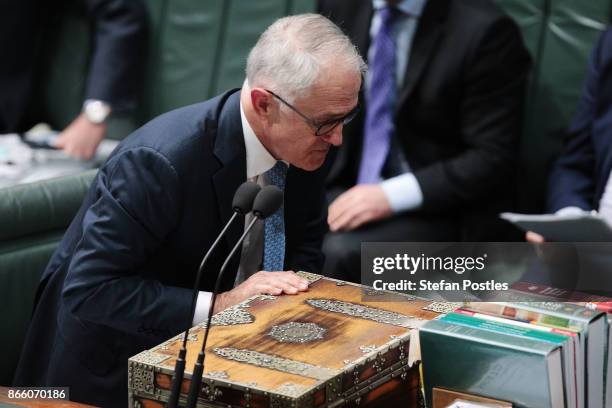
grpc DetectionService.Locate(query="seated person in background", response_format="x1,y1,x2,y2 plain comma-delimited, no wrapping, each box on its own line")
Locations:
12,14,364,407
0,0,147,160
318,0,531,282
528,28,612,243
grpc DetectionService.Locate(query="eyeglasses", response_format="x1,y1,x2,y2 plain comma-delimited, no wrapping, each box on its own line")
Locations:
265,89,359,136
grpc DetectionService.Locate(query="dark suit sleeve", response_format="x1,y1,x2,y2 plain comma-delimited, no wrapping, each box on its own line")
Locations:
61,148,192,338
82,0,147,112
415,17,530,211
546,33,605,212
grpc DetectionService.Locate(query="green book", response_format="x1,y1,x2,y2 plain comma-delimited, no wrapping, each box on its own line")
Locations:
443,312,569,343
509,302,606,408
464,301,606,408
421,319,565,408
442,311,576,408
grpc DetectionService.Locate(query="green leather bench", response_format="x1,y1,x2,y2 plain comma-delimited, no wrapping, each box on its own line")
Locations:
0,170,96,384
494,0,610,212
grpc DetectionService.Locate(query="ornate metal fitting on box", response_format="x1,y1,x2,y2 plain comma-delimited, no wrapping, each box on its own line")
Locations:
213,347,339,380
306,298,424,328
295,271,322,284
201,382,222,401
325,376,343,403
270,394,292,408
207,370,229,380
399,342,407,361
128,362,155,395
359,344,378,354
275,382,309,398
422,301,462,314
362,287,417,299
130,350,170,367
244,387,252,407
259,294,278,301
268,322,326,344
210,302,255,326
373,353,386,373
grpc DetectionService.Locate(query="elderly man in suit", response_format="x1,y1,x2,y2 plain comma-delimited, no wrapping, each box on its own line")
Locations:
319,0,531,282
13,14,365,407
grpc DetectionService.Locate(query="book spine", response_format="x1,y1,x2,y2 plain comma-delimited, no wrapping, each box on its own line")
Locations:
452,309,575,339
464,302,585,332
422,318,558,353
511,301,600,322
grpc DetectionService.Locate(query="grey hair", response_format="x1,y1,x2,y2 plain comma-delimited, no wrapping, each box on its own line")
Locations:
246,13,366,101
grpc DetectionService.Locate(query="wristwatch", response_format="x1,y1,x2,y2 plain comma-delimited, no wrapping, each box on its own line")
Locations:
83,99,112,124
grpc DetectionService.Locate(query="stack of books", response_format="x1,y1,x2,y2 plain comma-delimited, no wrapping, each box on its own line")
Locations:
420,301,609,408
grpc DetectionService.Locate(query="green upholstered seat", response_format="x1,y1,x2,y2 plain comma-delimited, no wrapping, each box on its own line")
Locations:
0,170,96,384
495,0,610,212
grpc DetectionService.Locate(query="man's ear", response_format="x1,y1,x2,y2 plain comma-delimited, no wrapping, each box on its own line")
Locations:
250,88,273,118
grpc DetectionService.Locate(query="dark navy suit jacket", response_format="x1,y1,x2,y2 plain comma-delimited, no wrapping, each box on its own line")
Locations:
548,28,612,212
13,90,328,407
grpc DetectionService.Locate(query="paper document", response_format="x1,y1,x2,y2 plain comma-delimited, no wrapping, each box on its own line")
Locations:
500,212,612,241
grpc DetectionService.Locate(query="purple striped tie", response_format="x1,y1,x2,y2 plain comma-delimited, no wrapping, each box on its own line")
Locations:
357,5,399,184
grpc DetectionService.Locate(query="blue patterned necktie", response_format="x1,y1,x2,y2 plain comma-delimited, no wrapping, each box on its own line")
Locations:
357,5,400,184
263,161,288,271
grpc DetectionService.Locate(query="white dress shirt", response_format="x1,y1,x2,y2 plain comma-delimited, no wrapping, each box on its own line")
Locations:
192,100,277,325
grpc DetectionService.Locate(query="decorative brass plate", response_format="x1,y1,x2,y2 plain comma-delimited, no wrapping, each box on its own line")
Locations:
268,322,326,344
306,298,425,328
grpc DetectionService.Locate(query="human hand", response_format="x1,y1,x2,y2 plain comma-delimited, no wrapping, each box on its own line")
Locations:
328,184,393,232
54,113,106,160
213,271,309,313
526,231,545,243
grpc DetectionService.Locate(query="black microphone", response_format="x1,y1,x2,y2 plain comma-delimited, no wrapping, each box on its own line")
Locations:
166,181,260,408
185,185,283,408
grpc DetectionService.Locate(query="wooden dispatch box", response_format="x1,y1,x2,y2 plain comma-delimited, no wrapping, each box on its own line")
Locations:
128,272,457,408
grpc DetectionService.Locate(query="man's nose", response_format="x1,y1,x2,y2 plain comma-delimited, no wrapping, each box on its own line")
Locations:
322,124,343,146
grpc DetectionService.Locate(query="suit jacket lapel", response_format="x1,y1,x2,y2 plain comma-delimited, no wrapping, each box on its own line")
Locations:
212,90,246,255
397,0,449,110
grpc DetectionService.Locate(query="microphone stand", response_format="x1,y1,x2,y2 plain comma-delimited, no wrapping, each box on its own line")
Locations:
184,216,260,408
166,213,239,408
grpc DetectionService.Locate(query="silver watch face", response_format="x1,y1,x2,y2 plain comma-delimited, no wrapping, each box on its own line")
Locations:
84,100,111,124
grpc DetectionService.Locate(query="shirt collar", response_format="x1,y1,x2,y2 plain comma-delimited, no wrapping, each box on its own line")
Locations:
240,100,278,179
372,0,427,17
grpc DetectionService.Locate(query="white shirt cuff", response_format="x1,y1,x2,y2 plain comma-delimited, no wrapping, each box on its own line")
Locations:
192,291,212,326
555,206,588,216
380,173,424,213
